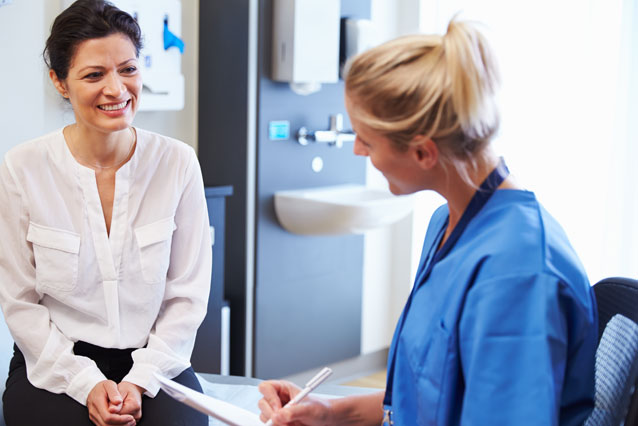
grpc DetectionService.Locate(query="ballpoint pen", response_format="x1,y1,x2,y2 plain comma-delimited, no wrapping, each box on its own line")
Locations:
264,367,333,426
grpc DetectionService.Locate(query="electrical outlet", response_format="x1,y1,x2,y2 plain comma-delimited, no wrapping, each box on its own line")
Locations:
0,0,14,7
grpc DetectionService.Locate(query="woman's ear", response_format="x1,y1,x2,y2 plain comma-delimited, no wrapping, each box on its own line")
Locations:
411,135,438,170
49,69,69,98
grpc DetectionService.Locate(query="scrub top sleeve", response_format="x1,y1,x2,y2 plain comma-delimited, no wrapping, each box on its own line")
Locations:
458,273,567,426
0,161,106,405
123,148,212,396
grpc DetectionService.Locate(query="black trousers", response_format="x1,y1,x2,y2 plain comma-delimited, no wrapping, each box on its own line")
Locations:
3,342,208,426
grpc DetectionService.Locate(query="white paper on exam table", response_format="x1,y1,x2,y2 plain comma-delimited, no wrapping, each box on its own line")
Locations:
196,375,263,426
155,373,264,426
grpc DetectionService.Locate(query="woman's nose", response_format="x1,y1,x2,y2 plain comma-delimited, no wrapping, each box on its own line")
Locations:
103,73,126,97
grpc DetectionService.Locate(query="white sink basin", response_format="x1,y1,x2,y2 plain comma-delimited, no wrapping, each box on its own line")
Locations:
274,184,414,235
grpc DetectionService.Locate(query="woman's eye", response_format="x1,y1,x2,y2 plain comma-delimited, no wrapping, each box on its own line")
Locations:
83,72,102,79
122,66,137,74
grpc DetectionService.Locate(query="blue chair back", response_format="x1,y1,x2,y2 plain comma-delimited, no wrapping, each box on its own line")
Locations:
585,314,638,426
590,277,638,425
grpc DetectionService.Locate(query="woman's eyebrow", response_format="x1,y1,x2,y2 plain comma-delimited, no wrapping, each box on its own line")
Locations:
76,58,136,73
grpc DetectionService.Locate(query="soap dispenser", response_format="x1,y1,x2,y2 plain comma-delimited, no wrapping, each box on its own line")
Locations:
271,0,341,85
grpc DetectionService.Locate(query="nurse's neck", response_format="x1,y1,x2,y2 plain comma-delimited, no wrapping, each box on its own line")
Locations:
436,152,519,248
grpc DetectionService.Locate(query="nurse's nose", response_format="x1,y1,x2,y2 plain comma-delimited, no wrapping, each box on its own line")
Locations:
103,72,126,97
353,137,368,157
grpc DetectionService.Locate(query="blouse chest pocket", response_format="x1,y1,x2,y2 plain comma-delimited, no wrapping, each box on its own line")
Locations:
26,222,81,292
135,217,176,284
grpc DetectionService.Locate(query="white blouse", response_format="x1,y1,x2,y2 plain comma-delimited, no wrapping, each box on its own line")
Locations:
0,128,212,405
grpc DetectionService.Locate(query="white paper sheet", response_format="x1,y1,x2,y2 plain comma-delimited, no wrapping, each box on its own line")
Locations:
197,375,264,426
155,373,264,426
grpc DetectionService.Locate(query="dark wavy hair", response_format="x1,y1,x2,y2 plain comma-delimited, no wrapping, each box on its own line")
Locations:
44,0,143,80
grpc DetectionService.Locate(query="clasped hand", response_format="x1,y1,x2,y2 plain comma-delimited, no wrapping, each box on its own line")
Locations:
87,380,145,426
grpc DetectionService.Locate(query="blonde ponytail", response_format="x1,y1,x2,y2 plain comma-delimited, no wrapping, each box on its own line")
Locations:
344,19,501,175
442,20,500,145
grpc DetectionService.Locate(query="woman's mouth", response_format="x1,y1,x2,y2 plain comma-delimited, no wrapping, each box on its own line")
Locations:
98,100,130,111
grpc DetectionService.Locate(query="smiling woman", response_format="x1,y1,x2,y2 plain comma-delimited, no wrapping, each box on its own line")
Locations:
51,33,142,174
55,34,140,124
0,1,210,426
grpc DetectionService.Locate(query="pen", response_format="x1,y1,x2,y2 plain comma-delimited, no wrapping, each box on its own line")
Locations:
265,367,333,426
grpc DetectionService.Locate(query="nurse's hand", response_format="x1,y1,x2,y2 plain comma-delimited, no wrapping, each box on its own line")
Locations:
258,380,333,426
87,380,137,426
260,382,384,426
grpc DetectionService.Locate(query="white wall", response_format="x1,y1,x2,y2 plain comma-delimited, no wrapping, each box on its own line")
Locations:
0,0,199,161
0,1,49,159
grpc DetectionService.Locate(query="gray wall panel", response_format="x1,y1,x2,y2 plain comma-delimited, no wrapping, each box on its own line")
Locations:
199,0,250,375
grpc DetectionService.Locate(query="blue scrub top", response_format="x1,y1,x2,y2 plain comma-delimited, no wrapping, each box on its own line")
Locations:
387,189,597,425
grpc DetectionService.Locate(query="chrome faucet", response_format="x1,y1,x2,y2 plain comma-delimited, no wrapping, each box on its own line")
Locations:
297,114,356,148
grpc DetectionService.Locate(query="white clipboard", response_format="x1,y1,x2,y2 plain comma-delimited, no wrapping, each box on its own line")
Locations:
154,373,264,426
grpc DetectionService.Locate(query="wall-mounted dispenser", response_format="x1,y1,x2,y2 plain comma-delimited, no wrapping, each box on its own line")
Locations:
343,18,377,66
271,0,341,95
63,0,186,111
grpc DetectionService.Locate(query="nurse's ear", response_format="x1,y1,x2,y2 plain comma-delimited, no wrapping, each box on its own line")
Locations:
410,135,438,170
49,70,69,99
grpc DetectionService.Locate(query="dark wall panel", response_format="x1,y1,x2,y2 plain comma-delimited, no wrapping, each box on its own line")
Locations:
198,0,250,375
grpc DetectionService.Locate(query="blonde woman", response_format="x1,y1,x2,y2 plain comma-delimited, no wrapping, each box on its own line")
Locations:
258,20,597,426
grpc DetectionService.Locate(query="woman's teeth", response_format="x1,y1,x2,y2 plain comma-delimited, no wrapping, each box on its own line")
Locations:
98,100,128,111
